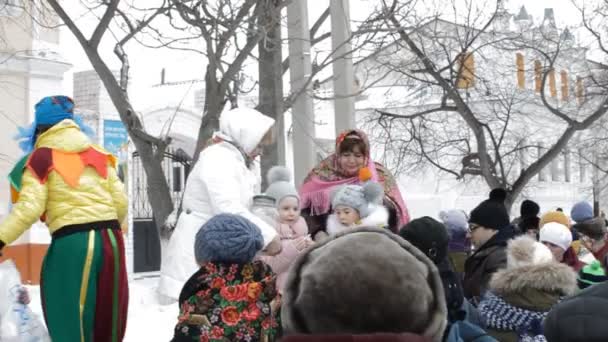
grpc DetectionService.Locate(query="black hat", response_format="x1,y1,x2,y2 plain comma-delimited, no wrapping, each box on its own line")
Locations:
489,188,507,203
520,199,540,218
399,217,449,265
469,189,510,231
518,216,540,234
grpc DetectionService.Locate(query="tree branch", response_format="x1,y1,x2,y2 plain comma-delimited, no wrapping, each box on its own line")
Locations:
46,0,89,47
90,0,120,49
375,106,457,119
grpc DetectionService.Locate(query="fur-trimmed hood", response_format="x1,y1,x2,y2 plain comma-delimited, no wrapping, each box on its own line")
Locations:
490,261,578,298
490,235,577,297
326,204,389,235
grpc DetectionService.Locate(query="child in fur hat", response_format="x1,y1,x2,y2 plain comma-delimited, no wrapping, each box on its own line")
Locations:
325,174,387,236
478,235,577,342
171,214,280,342
258,166,313,294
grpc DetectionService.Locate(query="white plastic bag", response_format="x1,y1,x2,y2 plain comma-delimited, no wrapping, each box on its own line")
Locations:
0,260,50,342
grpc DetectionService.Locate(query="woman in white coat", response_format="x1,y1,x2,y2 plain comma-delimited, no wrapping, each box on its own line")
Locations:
158,107,281,301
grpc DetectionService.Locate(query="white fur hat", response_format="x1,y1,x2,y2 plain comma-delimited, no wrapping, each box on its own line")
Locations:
507,235,554,269
539,222,573,252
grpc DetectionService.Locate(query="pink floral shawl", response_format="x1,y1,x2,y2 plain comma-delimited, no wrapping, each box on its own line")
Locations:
299,129,410,226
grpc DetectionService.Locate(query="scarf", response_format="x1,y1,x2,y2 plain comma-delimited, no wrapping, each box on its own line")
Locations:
299,129,410,226
209,132,256,169
479,292,548,341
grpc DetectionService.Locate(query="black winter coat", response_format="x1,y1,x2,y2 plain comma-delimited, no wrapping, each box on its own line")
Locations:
544,280,608,342
463,228,515,304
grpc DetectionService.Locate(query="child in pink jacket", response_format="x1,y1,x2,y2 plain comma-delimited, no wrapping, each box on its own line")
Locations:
258,166,313,294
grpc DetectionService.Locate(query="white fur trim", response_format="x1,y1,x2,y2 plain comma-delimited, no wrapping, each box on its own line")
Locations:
326,205,389,236
359,204,390,228
507,235,554,269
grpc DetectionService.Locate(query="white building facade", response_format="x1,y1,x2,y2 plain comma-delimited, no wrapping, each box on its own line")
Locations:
350,5,600,218
0,1,71,283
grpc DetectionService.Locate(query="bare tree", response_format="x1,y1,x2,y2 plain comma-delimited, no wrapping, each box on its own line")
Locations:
43,0,398,240
45,0,176,237
168,0,294,160
359,0,608,210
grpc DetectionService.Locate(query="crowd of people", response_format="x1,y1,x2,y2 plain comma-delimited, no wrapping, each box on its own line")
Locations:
1,98,607,341
163,107,608,341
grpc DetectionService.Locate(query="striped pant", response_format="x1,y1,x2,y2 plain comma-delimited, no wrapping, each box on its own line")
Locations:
41,224,129,342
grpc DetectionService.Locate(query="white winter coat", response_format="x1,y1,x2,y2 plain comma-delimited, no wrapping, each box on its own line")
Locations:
326,204,390,236
158,108,277,301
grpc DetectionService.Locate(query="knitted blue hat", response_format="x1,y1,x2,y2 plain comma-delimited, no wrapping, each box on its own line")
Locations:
194,214,264,264
571,201,593,224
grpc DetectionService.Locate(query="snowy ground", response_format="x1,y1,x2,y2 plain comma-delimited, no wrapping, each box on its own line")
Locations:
27,275,178,341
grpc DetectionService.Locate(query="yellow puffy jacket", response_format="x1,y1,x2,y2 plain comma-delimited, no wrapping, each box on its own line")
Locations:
0,120,127,245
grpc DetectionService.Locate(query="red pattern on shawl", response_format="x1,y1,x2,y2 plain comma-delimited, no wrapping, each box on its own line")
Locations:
299,129,410,226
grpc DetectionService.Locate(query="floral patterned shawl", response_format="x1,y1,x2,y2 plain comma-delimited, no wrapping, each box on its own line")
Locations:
173,261,280,342
299,129,410,226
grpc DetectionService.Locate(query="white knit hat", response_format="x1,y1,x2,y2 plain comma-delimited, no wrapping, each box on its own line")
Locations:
539,222,573,251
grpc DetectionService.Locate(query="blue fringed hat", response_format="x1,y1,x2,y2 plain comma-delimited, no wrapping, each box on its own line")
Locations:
35,95,75,125
15,95,94,154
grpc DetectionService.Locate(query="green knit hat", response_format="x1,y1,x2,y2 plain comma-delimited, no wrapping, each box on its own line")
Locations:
577,260,608,289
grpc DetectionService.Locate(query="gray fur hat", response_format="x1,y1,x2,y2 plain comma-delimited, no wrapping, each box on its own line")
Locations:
265,166,299,206
331,182,383,218
281,228,447,342
574,217,607,241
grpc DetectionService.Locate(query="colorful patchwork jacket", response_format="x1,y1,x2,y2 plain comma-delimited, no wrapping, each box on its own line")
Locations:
0,119,127,246
172,261,280,342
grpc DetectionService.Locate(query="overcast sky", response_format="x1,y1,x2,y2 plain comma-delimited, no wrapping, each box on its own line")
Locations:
58,0,589,101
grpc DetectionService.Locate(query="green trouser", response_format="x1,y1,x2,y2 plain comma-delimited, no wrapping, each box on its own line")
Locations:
41,226,128,342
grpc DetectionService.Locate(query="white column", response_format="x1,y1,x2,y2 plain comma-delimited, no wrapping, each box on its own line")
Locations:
331,0,356,135
287,0,316,186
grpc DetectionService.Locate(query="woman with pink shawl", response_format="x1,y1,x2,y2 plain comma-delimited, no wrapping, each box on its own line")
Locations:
300,129,410,239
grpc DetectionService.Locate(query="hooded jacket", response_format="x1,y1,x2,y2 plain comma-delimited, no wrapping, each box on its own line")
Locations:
478,237,577,342
0,119,126,246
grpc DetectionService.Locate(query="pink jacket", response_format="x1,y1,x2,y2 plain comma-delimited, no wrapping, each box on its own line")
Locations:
259,217,309,293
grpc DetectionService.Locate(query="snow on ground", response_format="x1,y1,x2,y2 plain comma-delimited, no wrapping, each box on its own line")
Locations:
27,276,178,341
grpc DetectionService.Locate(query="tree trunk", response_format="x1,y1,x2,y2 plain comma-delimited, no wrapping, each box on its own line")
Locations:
258,1,285,189
194,68,225,161
83,48,174,237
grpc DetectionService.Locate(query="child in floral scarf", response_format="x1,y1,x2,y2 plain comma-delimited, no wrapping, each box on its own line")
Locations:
171,214,280,342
